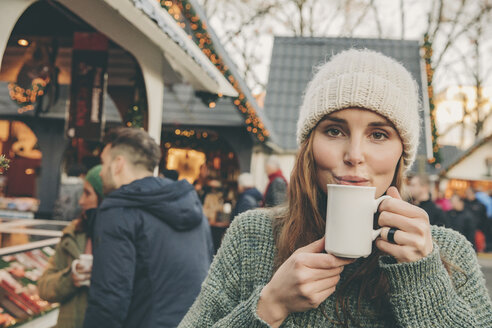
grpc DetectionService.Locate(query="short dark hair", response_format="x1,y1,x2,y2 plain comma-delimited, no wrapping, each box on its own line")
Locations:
67,163,87,177
103,127,161,172
162,169,179,181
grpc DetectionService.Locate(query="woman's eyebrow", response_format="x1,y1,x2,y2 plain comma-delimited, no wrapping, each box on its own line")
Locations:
368,122,394,128
323,117,347,124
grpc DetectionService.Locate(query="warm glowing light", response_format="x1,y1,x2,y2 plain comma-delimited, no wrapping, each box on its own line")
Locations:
18,39,29,47
25,168,34,175
166,148,206,183
208,102,216,108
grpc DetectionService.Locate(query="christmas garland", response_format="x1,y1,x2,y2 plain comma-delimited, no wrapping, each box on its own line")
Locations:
422,33,441,165
160,0,269,142
8,78,49,114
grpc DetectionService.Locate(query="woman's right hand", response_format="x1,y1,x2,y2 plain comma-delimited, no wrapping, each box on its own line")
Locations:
71,260,92,287
257,237,354,327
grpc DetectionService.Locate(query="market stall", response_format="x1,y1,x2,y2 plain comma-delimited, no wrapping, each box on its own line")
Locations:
0,217,68,327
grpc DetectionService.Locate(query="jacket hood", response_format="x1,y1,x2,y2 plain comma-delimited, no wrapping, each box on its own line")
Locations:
244,187,263,201
99,177,204,231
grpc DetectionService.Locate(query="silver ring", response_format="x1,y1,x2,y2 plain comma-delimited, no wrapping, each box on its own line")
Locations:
387,227,398,244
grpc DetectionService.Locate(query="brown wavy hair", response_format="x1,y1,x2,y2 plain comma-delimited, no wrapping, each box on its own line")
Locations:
272,131,444,326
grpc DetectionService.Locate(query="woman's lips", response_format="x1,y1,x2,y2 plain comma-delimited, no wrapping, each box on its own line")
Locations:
334,175,370,186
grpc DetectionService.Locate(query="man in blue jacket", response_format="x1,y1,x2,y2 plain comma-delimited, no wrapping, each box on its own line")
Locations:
83,127,213,328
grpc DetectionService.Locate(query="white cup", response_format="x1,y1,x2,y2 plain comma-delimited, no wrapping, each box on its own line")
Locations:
72,254,93,286
324,184,390,258
79,254,93,270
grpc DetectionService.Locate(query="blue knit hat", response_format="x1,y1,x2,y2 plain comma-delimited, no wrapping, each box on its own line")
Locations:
85,165,103,199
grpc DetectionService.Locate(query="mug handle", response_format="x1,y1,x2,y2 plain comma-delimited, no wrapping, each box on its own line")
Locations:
371,195,392,241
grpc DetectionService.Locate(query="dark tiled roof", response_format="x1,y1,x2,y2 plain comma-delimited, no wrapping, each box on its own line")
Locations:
162,84,243,126
264,37,429,162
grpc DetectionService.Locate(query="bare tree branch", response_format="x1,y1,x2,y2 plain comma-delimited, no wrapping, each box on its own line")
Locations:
348,0,374,37
400,0,405,39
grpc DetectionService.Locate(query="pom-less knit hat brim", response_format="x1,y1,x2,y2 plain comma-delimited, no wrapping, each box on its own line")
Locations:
296,49,421,172
85,165,103,199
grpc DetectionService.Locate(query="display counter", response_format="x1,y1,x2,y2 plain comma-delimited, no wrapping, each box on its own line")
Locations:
0,217,68,327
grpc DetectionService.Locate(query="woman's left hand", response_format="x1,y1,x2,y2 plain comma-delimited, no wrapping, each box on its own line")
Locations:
375,186,433,263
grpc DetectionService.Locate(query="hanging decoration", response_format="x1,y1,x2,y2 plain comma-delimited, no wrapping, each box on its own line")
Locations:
8,42,52,113
66,32,108,141
160,0,269,142
422,33,441,165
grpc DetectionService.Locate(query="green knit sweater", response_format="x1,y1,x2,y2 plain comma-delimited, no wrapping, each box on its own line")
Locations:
179,209,492,327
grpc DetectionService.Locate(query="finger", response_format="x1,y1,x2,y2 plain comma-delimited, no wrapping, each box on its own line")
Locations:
298,266,343,283
300,253,355,269
379,197,428,220
381,227,430,250
378,211,422,233
302,275,341,296
375,238,416,258
312,286,336,306
295,237,326,254
386,186,402,200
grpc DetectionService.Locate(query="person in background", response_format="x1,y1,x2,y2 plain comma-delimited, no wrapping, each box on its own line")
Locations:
475,188,492,251
38,165,103,328
83,127,213,328
179,49,492,327
464,187,488,251
231,172,262,220
407,174,447,226
435,189,452,211
448,194,477,248
52,163,87,221
263,155,288,207
193,163,210,203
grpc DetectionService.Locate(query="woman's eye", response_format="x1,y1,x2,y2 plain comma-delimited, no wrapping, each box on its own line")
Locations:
372,131,388,140
326,128,342,136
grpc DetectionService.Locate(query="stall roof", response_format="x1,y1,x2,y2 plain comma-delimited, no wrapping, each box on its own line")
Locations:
160,0,277,145
443,134,492,181
57,0,237,97
263,37,430,160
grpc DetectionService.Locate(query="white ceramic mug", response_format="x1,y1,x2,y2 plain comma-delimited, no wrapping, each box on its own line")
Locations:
324,184,391,258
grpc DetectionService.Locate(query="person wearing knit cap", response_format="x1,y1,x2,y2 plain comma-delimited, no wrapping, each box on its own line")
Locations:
179,49,492,327
38,164,104,328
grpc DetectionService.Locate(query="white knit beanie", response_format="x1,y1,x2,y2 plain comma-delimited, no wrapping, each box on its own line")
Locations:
296,49,420,171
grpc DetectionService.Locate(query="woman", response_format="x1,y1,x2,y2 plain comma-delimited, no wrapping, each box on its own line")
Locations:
38,165,103,328
178,49,492,327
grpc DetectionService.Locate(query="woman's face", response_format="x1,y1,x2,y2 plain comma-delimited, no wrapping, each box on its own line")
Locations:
312,108,403,198
79,181,99,212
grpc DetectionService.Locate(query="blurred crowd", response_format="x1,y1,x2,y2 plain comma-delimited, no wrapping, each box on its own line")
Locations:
406,174,492,252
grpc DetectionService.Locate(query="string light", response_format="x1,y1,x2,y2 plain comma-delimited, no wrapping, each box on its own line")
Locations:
17,39,29,47
160,1,271,143
8,77,48,113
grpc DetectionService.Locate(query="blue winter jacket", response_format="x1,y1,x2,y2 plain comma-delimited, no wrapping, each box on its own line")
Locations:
83,177,213,328
231,187,263,219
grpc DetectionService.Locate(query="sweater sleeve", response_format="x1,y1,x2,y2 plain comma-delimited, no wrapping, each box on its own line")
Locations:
178,218,270,327
379,229,492,327
38,241,78,303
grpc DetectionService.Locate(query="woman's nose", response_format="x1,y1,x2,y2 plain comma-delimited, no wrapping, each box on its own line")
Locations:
343,138,364,166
